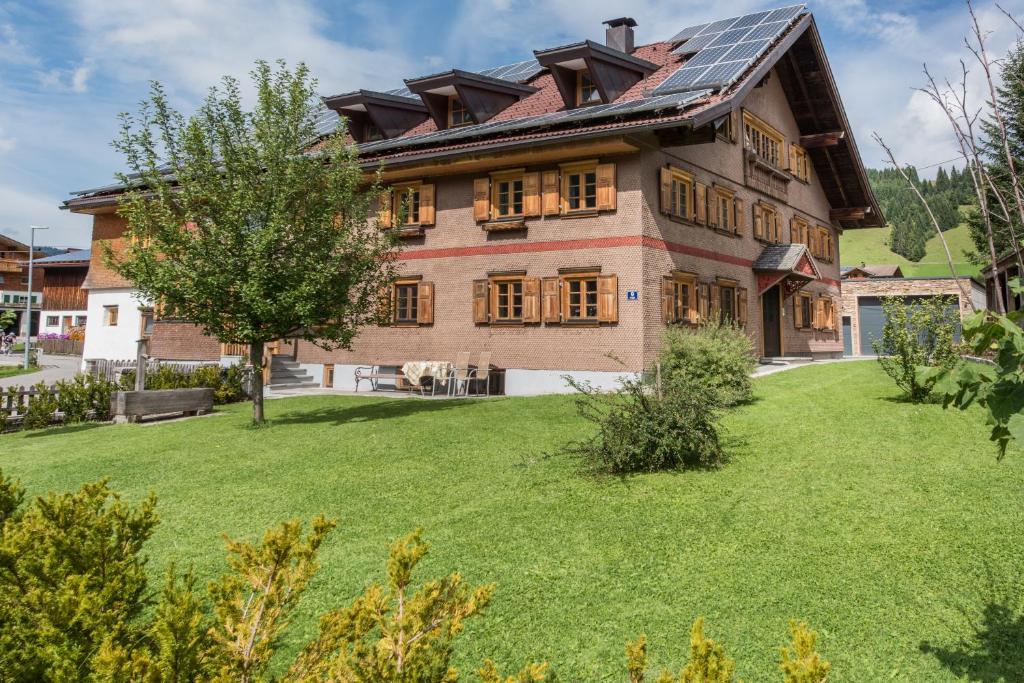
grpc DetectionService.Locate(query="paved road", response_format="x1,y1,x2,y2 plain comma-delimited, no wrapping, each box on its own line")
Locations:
0,354,82,389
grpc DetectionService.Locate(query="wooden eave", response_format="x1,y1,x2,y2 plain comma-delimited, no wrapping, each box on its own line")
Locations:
534,40,658,107
323,90,429,142
405,70,538,129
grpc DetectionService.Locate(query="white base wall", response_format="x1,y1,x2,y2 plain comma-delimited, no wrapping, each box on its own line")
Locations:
39,309,88,335
503,369,632,395
81,288,152,361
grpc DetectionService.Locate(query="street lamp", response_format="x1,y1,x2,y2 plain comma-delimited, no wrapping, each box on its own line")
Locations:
23,225,48,369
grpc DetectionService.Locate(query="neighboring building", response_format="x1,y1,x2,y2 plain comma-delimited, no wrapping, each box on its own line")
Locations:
34,249,90,336
839,266,985,356
982,248,1023,314
0,234,44,336
63,6,884,393
841,263,903,279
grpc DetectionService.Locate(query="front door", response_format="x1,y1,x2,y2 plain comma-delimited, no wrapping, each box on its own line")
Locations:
761,285,782,357
62,316,72,332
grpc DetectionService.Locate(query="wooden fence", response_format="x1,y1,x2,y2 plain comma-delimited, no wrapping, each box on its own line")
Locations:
38,338,84,356
84,358,219,383
0,383,93,430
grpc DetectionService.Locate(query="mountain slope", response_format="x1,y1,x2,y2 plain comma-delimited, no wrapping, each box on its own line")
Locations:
839,223,981,278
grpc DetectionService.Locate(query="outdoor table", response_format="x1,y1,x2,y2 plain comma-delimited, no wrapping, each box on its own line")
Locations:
401,360,453,390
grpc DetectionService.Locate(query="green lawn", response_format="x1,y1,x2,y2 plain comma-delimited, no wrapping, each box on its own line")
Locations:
840,223,982,278
0,364,37,379
1,362,1022,680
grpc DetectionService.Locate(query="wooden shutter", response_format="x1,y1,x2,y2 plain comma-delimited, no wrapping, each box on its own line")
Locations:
698,283,710,321
377,285,393,325
827,297,837,330
733,198,745,236
377,190,393,228
596,163,616,211
695,182,707,225
523,173,541,217
708,189,720,228
417,282,434,324
687,282,699,323
659,167,673,215
789,144,799,176
753,204,764,239
522,277,541,323
710,283,721,320
542,277,561,322
419,184,435,225
737,287,748,327
473,177,490,221
597,274,618,323
662,277,675,323
813,298,824,330
794,296,804,329
472,280,489,323
790,217,800,244
542,170,560,216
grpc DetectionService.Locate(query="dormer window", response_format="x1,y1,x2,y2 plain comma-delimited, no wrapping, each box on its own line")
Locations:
448,96,473,128
323,90,429,143
364,122,385,142
577,71,600,106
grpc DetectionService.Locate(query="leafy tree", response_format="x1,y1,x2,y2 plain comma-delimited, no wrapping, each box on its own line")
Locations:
108,60,397,423
922,279,1024,458
0,309,15,332
872,296,961,402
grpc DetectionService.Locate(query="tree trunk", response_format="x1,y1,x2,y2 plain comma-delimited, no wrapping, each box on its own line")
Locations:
250,340,265,424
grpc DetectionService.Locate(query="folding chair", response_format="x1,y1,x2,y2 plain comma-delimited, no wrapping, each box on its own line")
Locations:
448,352,472,397
468,351,492,397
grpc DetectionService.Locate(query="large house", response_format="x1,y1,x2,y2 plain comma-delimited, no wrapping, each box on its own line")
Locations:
0,234,44,336
62,5,882,394
34,249,90,336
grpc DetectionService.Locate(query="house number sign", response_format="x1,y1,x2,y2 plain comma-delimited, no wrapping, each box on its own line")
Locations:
626,290,639,301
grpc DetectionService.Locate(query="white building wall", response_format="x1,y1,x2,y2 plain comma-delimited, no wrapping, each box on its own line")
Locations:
82,288,152,361
39,309,88,335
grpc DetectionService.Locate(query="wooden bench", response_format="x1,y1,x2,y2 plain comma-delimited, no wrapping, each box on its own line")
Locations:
354,366,406,392
111,388,214,424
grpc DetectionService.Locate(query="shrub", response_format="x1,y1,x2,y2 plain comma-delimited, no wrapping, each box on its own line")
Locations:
872,295,961,402
660,321,757,406
20,382,58,430
779,620,830,683
120,362,247,405
564,371,724,474
54,375,118,423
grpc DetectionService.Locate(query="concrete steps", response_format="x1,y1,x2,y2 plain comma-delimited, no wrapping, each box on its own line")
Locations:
268,357,319,388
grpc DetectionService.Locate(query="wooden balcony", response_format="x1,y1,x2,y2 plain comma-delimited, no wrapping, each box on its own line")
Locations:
743,149,790,202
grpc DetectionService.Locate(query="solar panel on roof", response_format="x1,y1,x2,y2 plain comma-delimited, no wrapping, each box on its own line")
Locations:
480,58,542,83
722,39,772,62
669,23,709,43
707,27,755,48
685,45,733,68
729,10,771,29
672,31,722,55
658,4,806,95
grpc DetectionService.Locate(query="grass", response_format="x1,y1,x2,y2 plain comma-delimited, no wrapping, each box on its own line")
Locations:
0,363,38,379
2,362,1023,680
840,223,982,278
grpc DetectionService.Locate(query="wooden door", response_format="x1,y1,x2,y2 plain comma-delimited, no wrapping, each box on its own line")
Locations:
761,285,782,357
62,316,72,332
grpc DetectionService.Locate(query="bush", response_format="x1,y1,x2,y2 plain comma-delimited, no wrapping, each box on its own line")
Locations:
54,375,118,423
660,321,758,406
872,296,961,402
564,371,724,474
119,362,247,404
20,382,58,430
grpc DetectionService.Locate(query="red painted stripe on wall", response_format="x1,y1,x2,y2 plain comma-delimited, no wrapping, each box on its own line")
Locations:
398,234,840,285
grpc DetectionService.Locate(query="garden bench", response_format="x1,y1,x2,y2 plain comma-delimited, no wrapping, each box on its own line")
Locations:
353,365,406,392
111,388,214,424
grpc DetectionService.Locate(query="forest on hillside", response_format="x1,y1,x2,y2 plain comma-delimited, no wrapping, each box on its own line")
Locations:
865,165,976,261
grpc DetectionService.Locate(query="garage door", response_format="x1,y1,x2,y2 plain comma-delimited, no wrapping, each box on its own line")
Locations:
857,296,961,356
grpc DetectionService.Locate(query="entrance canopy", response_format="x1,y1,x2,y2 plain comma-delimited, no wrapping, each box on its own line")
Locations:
753,243,821,297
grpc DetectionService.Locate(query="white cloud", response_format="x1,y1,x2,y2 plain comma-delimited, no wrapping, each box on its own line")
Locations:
67,0,417,101
70,62,91,93
0,22,37,65
38,60,93,93
0,183,92,248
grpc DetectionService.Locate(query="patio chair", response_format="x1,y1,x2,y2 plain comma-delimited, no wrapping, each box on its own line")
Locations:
447,352,472,397
467,351,493,397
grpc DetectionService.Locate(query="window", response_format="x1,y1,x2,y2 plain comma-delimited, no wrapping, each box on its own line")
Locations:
663,272,698,324
103,305,119,326
364,122,384,142
394,184,421,226
492,278,524,321
815,226,834,262
670,171,692,220
716,111,735,142
492,172,525,219
139,308,155,337
386,279,433,326
790,144,810,182
394,283,419,323
790,216,810,246
795,292,814,330
0,275,5,284
75,315,87,326
564,275,599,320
743,111,785,168
45,315,58,326
20,277,28,285
577,70,600,105
819,297,836,331
711,187,735,232
719,283,736,323
448,96,472,128
562,162,598,213
753,202,781,243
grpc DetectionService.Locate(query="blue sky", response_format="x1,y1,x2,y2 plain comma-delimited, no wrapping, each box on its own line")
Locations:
1,0,1022,248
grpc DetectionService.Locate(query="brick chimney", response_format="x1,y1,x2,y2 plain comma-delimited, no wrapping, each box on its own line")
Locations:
604,17,637,55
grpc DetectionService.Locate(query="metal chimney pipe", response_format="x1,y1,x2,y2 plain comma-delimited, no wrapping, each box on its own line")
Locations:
604,17,637,54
